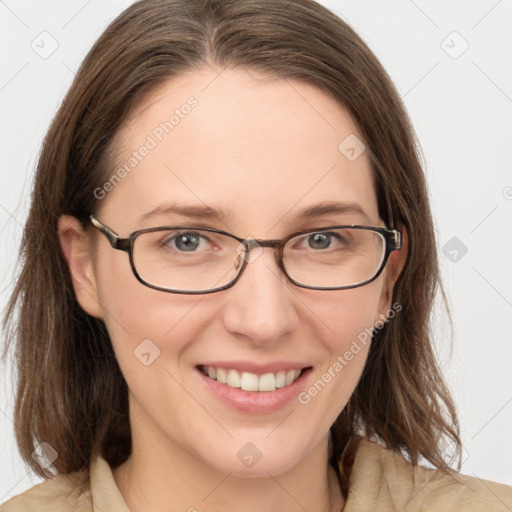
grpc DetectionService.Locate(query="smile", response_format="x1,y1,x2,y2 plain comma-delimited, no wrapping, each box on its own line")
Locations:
198,365,307,392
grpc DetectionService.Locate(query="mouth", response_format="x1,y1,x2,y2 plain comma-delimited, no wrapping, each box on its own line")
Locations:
196,364,313,392
195,363,314,414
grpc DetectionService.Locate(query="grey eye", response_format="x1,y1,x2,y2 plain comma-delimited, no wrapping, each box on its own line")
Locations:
308,233,332,249
173,233,202,251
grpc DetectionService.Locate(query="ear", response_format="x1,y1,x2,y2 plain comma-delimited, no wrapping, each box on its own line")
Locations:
377,223,408,315
58,215,103,319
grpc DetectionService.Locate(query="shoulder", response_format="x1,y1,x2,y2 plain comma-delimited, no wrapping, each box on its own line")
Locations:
344,437,512,511
0,456,129,512
0,470,91,512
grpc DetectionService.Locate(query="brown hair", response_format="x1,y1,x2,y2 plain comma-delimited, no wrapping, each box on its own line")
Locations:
2,0,460,497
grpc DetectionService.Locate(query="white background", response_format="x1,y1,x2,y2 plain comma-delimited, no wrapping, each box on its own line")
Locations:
1,0,511,503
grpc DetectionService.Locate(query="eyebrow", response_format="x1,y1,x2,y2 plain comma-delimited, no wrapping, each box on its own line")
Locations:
138,201,371,225
139,201,371,229
139,204,232,224
295,202,371,223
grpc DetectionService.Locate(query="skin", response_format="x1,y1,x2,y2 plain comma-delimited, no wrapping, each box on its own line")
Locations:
59,67,407,512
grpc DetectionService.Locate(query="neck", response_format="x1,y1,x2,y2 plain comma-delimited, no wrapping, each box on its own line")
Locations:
113,418,344,512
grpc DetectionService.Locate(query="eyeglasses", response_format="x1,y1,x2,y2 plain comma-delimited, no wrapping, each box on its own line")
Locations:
89,215,402,294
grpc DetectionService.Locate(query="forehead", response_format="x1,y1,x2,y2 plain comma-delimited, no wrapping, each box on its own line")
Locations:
101,67,379,234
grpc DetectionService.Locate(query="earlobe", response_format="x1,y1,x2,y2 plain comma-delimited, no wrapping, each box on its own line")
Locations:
58,215,103,319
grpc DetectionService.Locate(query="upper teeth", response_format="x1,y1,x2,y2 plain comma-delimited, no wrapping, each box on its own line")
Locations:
201,366,302,392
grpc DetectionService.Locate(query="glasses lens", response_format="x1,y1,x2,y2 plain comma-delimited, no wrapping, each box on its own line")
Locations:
131,226,386,292
283,227,385,288
132,229,242,292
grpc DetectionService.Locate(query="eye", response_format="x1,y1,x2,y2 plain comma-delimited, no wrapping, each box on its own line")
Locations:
302,231,344,250
307,232,334,250
165,232,208,252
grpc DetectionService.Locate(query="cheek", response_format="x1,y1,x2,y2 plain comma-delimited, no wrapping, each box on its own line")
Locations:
307,278,385,348
297,282,384,412
93,256,209,371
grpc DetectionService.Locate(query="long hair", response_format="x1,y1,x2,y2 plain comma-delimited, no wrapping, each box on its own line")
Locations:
2,0,460,497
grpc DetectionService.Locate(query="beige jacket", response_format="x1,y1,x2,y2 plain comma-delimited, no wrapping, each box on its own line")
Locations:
2,438,511,511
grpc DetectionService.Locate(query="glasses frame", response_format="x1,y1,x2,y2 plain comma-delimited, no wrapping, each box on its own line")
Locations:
89,215,402,294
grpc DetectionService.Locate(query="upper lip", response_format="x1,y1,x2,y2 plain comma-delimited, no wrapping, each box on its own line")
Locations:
197,361,313,375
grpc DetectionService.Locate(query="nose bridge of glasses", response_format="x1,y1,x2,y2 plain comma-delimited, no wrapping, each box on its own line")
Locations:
236,238,285,272
246,238,282,250
243,238,284,264
230,237,287,291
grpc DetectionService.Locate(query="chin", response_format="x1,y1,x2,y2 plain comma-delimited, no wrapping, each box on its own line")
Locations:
197,436,308,478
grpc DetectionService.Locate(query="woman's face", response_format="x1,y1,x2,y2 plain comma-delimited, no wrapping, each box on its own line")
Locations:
71,67,400,477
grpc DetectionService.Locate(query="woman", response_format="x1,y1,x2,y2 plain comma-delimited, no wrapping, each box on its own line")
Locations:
2,0,511,510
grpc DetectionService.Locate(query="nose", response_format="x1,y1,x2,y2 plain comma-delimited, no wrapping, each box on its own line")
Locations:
221,247,300,346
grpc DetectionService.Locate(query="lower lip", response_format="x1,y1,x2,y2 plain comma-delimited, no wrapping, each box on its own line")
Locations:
196,367,313,414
